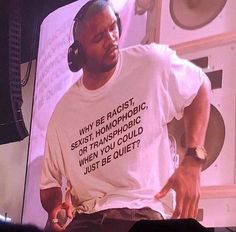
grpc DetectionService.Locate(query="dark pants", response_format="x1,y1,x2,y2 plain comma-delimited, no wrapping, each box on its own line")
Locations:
65,207,163,232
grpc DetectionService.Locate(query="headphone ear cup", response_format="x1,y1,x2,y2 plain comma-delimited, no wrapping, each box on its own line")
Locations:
115,12,122,37
68,41,85,72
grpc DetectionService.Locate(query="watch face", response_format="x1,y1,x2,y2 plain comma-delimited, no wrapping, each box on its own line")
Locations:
185,147,208,162
196,147,207,160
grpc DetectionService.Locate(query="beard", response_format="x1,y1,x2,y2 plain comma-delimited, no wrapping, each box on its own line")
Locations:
84,44,119,73
85,53,118,73
100,59,118,72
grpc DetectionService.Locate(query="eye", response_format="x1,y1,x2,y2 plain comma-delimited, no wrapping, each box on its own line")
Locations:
91,21,118,43
92,33,103,43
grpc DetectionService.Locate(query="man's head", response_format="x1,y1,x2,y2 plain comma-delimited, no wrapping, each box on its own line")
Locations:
68,0,122,73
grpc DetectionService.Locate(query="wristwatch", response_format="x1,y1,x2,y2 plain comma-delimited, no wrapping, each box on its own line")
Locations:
185,147,208,163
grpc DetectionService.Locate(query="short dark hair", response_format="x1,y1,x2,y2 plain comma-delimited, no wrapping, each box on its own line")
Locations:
73,0,114,40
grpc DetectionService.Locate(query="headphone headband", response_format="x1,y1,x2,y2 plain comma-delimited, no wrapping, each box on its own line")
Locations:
74,0,109,21
73,0,111,40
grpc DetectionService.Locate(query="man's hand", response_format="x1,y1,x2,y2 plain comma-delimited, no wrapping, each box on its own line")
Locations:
155,156,202,219
41,186,73,231
48,202,73,232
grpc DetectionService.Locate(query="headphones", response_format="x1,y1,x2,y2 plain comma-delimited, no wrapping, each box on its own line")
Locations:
67,0,122,72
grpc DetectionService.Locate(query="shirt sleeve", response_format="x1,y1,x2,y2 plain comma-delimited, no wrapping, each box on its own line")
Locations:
164,46,208,122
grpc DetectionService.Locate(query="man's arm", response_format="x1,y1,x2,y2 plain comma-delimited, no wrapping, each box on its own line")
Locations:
183,77,211,148
40,187,72,231
156,77,211,219
40,187,63,215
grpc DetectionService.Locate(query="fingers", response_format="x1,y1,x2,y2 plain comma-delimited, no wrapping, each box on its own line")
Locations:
61,202,73,219
155,171,200,219
171,190,184,219
157,180,200,219
50,204,70,231
51,209,62,222
183,188,200,219
172,189,200,219
193,193,200,219
187,194,199,219
47,216,64,232
66,207,73,219
51,220,65,232
57,209,69,227
155,179,172,199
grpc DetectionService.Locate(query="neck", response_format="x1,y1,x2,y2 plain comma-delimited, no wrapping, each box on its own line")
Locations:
82,66,116,90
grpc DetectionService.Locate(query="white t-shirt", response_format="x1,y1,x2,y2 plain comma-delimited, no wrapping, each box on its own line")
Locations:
40,43,206,218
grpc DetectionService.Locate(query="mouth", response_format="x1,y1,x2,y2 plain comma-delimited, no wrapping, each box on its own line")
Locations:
105,45,118,58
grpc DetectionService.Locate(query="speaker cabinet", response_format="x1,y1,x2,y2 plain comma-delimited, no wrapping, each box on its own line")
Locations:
149,0,236,45
0,0,28,144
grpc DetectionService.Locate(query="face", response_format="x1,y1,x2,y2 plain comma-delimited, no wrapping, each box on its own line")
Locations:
79,5,120,73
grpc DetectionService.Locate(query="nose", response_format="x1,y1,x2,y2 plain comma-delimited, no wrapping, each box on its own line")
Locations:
104,30,117,48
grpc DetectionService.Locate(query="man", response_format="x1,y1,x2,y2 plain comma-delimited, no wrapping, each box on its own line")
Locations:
40,0,211,232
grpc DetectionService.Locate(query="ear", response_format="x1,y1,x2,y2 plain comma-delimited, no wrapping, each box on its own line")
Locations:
67,41,85,72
